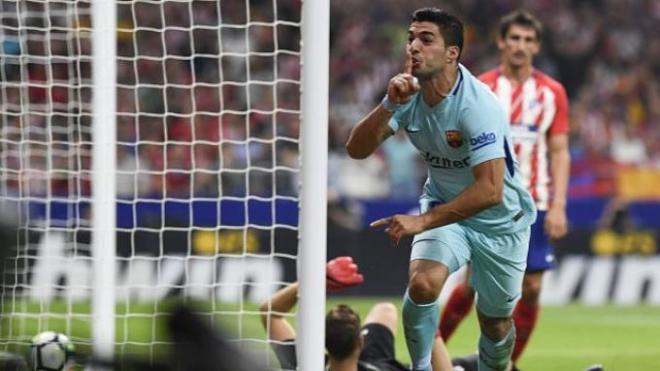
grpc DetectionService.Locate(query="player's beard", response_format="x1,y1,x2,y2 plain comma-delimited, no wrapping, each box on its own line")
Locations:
413,65,442,82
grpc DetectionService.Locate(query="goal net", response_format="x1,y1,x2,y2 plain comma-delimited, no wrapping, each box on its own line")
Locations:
0,0,326,369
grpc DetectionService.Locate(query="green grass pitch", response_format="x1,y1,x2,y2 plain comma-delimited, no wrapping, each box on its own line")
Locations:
2,299,659,370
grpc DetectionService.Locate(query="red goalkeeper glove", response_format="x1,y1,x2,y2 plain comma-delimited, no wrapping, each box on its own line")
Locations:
326,256,364,292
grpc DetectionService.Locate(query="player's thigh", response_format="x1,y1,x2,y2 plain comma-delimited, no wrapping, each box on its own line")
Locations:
526,210,556,272
410,223,471,274
359,323,397,363
468,227,530,318
363,302,398,337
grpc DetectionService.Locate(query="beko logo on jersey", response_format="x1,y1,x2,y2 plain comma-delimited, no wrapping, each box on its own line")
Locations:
423,152,470,169
470,132,497,150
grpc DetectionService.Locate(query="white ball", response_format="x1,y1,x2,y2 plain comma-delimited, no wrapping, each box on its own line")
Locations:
29,331,75,371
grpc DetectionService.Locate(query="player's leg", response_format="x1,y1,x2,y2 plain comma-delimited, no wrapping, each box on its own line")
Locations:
404,223,471,371
404,259,449,371
469,227,530,371
511,211,554,363
364,302,398,336
511,272,541,362
361,302,445,370
476,311,516,371
359,302,400,362
431,335,452,371
438,264,475,341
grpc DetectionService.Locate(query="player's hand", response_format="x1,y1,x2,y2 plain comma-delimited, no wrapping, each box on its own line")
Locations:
326,256,364,292
370,214,427,247
386,51,420,104
544,206,568,240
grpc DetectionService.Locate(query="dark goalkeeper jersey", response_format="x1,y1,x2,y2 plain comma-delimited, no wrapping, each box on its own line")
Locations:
271,323,408,371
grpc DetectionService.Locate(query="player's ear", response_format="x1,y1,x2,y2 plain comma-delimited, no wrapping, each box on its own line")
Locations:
446,46,460,64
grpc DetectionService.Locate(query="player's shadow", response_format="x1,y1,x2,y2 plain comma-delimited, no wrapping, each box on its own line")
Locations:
88,304,272,371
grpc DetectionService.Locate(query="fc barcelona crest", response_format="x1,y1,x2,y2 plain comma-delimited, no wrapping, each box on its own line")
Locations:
445,130,463,148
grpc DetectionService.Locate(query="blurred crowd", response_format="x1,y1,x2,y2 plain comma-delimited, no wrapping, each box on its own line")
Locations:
328,0,660,199
1,0,658,201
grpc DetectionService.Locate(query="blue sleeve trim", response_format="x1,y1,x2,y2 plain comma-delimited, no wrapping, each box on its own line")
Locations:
503,138,515,177
471,141,496,151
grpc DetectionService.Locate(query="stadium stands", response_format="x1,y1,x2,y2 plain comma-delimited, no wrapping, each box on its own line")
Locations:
2,0,657,201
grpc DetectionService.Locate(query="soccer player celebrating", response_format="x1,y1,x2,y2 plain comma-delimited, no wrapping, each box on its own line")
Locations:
346,8,536,371
438,10,570,368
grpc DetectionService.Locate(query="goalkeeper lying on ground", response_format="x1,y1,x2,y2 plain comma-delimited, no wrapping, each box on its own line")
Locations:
259,256,456,371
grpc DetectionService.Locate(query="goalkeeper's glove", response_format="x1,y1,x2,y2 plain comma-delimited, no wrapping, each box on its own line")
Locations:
326,256,364,292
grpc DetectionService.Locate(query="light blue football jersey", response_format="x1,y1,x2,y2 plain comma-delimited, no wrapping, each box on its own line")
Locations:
388,64,536,235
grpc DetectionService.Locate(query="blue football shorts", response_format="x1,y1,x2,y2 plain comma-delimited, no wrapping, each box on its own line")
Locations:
526,210,556,272
410,200,530,318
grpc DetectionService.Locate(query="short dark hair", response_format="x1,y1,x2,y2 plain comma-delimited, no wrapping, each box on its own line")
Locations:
325,304,361,360
411,8,464,59
498,10,543,41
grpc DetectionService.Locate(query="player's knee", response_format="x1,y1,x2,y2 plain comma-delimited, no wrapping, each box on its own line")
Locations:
408,272,441,304
368,302,398,324
372,302,397,317
367,302,398,335
479,315,512,342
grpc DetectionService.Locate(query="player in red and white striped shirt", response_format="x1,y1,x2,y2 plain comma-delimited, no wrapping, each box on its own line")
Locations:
437,10,571,368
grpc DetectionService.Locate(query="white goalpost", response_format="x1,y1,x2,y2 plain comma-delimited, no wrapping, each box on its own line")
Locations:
298,0,329,369
90,0,117,361
0,0,328,369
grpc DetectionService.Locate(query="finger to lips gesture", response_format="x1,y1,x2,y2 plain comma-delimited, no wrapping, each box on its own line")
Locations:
387,51,420,104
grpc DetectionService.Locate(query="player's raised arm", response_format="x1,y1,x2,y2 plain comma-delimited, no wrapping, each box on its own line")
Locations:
345,52,420,159
259,257,364,341
259,282,298,341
